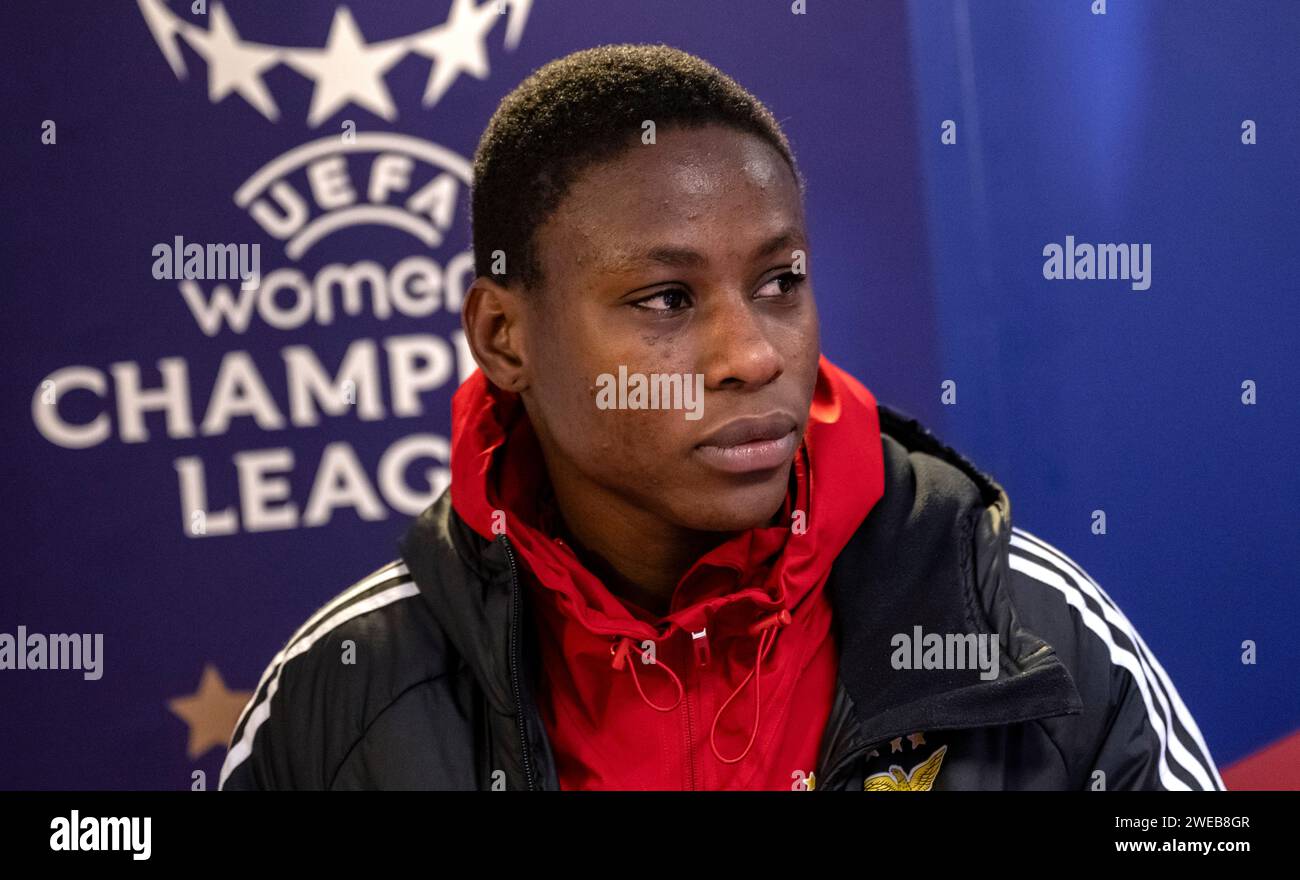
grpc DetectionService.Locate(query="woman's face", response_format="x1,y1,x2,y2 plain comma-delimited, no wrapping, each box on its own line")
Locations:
516,123,820,533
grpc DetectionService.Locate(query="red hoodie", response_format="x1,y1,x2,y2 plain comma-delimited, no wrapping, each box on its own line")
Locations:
450,354,885,790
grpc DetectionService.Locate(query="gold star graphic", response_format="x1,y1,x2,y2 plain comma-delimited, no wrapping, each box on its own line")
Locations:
169,664,254,760
890,736,904,753
908,732,927,749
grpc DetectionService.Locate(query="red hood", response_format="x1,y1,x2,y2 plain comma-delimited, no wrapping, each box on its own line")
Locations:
450,353,884,635
449,354,886,788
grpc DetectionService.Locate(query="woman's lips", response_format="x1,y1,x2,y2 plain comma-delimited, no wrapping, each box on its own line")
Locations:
693,427,798,474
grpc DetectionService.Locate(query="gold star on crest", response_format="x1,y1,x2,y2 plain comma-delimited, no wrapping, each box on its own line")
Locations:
169,664,253,759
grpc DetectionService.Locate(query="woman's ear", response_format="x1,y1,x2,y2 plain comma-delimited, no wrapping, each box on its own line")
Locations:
461,275,530,393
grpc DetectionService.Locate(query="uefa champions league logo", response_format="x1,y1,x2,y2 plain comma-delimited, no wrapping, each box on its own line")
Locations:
234,132,472,259
137,0,533,125
133,1,523,270
30,3,519,535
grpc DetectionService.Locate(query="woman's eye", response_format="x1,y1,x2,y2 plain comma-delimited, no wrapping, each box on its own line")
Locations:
759,271,804,298
634,289,690,312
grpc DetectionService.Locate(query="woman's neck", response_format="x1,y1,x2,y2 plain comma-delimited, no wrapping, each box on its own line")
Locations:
546,483,727,618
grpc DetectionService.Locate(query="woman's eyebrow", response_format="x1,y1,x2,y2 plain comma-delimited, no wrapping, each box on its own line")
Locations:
751,227,804,260
603,227,804,273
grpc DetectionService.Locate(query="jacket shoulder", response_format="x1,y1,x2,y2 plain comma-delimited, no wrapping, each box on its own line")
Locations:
872,404,1221,790
1003,528,1223,790
219,560,454,790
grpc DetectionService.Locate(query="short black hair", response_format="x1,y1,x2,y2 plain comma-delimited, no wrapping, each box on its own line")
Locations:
471,43,804,291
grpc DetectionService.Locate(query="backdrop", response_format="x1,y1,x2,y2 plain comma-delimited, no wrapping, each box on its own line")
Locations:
1,0,1295,789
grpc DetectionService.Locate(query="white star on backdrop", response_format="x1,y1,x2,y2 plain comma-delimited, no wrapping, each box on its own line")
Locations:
497,0,534,52
410,0,498,107
137,0,189,78
137,0,534,125
286,7,407,126
186,3,282,120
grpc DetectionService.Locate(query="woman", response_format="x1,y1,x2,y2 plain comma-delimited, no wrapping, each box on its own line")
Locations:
221,44,1221,792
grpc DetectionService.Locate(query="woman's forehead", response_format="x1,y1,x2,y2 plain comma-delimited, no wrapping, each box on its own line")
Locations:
538,128,805,267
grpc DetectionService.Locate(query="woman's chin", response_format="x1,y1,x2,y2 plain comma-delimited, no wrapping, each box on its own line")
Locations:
671,471,793,533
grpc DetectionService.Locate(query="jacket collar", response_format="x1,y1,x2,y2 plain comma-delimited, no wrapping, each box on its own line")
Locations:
399,490,519,714
822,404,1083,759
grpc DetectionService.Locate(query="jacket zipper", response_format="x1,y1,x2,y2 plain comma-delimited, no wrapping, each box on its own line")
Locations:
682,680,697,790
499,534,537,792
682,627,710,790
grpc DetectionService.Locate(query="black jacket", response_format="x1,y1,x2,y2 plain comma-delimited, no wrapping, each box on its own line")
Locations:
219,405,1223,791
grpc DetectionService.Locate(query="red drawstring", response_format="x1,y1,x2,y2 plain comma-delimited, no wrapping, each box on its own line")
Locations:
710,609,792,764
609,608,792,765
610,636,683,711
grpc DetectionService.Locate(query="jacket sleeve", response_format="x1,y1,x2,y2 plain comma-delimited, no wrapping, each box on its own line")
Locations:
218,688,278,791
218,614,343,791
1088,648,1222,791
218,647,325,791
219,560,445,790
1005,528,1224,791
